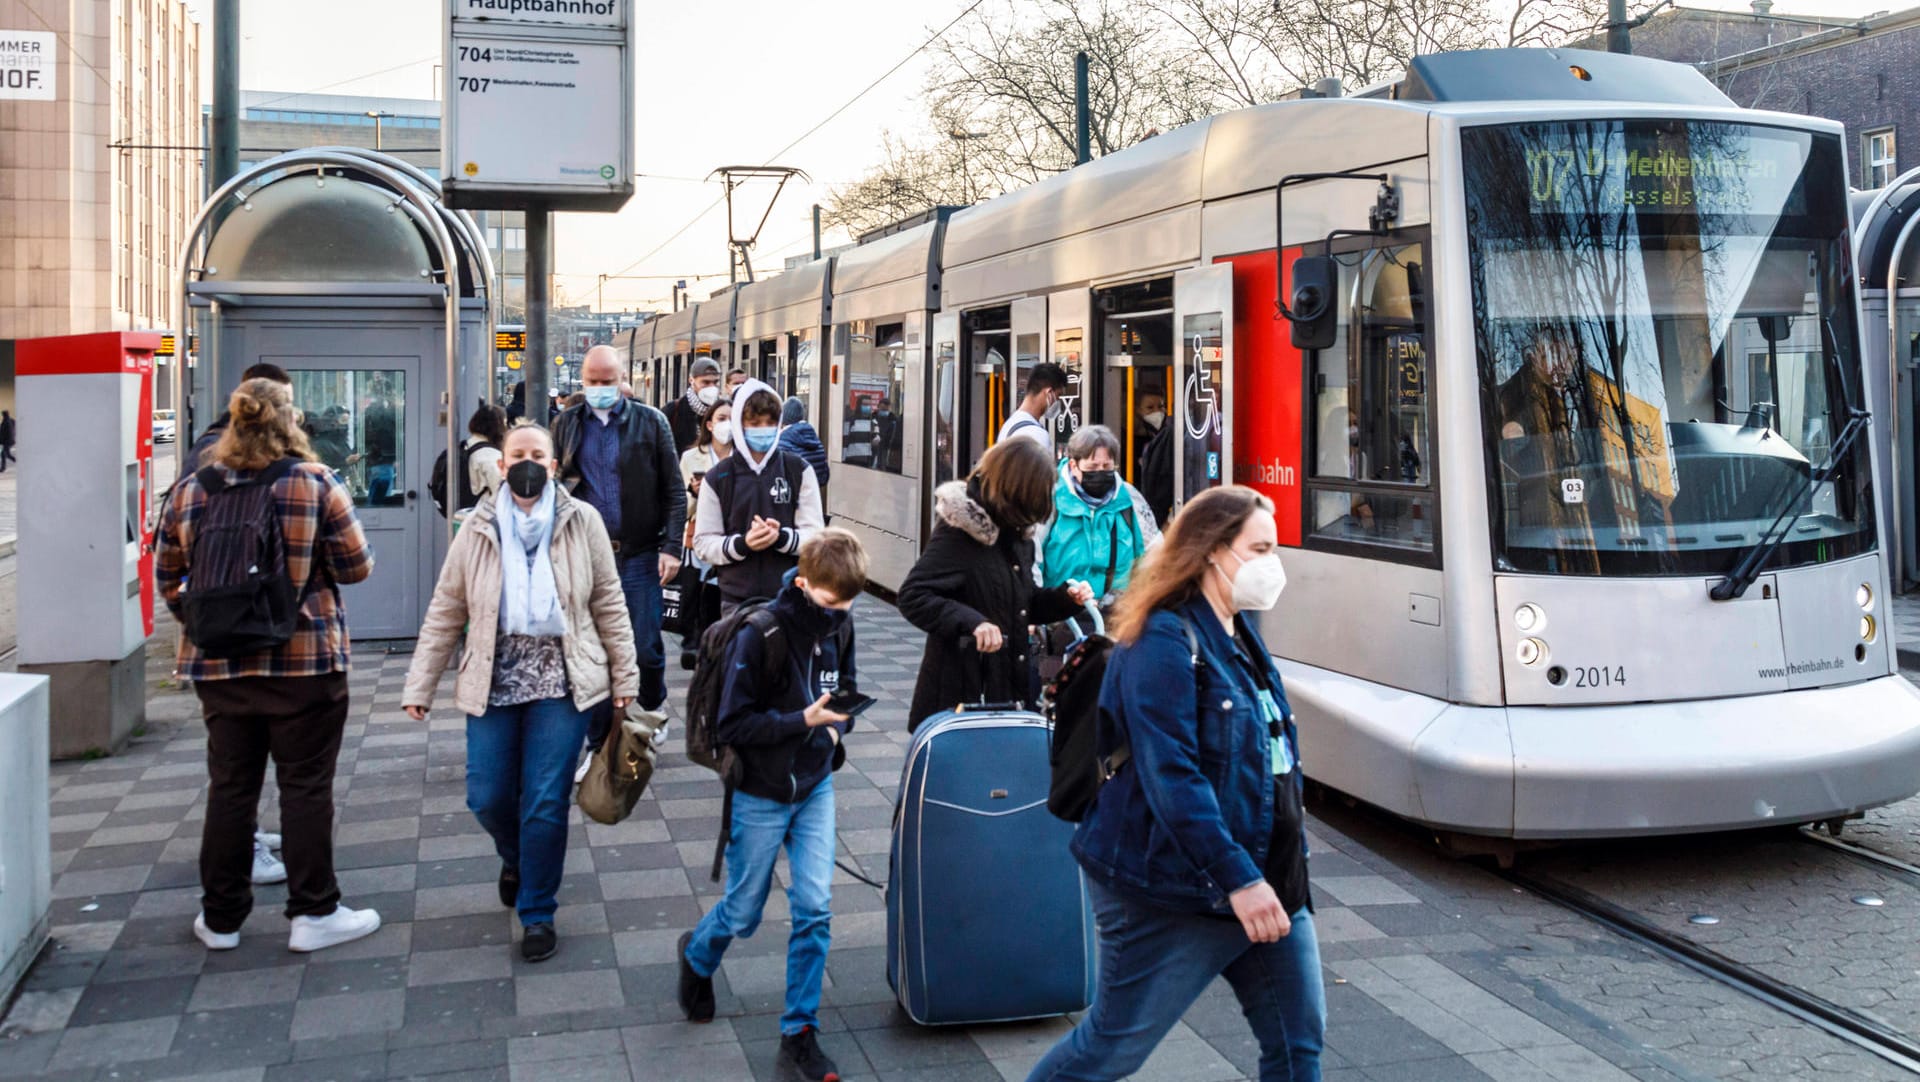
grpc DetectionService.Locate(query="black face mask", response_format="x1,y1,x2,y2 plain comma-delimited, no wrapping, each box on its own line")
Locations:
1079,469,1117,499
506,460,550,499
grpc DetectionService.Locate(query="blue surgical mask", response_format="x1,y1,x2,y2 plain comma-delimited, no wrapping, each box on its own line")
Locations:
744,426,778,453
584,386,621,410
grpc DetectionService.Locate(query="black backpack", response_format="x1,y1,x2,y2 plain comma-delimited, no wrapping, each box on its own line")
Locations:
429,440,494,519
1044,613,1198,822
180,459,308,658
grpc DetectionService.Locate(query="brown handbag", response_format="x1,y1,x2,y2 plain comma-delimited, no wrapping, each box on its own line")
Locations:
576,705,664,825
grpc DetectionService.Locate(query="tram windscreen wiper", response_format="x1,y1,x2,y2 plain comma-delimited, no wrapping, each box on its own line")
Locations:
1711,317,1868,601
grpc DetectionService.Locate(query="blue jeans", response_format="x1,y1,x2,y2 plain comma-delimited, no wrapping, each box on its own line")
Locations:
685,777,835,1035
589,554,667,748
465,696,591,926
1027,880,1324,1082
369,463,396,503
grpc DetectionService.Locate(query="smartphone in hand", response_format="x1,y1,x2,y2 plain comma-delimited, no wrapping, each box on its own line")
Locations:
826,691,876,719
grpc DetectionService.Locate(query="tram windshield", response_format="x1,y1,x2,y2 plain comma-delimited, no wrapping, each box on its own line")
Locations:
1463,118,1874,577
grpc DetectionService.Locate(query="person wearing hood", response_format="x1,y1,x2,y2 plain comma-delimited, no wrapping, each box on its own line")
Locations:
663,357,724,452
676,531,868,1082
1034,424,1162,609
897,438,1094,731
775,396,830,513
402,423,639,963
691,379,825,616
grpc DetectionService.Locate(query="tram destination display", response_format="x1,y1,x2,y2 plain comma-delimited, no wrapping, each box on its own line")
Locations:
1498,121,1810,218
441,0,633,211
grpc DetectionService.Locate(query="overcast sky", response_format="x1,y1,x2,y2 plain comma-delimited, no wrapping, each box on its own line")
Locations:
182,0,1908,312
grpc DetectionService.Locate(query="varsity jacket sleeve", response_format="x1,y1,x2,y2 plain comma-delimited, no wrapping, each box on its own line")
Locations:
691,479,743,566
777,464,825,556
715,623,810,746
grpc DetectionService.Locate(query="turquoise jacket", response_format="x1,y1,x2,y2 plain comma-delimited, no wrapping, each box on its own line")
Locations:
1035,463,1161,601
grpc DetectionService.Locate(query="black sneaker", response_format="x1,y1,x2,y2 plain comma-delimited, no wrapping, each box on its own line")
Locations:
677,930,714,1023
498,865,519,909
520,923,557,963
779,1026,840,1082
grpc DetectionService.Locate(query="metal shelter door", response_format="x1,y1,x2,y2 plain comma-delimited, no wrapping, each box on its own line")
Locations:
1049,289,1091,439
279,353,430,640
1172,264,1234,515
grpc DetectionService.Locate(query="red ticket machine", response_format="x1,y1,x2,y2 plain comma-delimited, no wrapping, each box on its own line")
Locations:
16,332,157,758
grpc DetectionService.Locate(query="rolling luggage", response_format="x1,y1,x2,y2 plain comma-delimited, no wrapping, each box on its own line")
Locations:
886,697,1097,1025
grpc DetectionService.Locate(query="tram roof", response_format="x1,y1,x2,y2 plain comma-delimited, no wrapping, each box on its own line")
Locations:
735,258,831,339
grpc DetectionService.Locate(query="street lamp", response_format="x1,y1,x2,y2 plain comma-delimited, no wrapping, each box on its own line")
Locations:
949,129,988,205
365,110,393,151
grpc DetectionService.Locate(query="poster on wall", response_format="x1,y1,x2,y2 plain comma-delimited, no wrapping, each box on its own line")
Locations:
0,30,56,101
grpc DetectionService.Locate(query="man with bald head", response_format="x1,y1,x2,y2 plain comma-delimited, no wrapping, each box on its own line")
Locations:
553,345,685,748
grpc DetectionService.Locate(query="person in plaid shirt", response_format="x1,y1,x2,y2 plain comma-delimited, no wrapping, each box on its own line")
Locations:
156,378,381,954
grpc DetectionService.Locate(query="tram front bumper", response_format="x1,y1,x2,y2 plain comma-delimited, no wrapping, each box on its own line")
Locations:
1286,662,1920,838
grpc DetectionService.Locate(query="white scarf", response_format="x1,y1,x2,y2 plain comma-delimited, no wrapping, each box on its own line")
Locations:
495,483,566,637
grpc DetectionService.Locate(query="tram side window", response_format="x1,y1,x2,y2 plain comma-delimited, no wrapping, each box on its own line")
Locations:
841,318,907,475
1308,240,1436,557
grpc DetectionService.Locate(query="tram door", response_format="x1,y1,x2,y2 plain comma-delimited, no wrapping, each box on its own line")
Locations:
1092,279,1175,499
1171,265,1234,514
1011,297,1054,454
932,312,962,485
960,305,1012,475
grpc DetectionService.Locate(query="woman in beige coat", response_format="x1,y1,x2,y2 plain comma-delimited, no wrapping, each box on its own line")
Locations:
402,424,637,963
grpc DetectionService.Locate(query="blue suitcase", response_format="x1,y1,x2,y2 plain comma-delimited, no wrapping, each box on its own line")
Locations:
886,704,1097,1025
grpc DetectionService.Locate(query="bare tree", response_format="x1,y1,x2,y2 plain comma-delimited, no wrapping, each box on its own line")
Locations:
821,131,975,239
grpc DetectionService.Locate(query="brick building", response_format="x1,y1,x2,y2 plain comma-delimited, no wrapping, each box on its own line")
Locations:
0,0,201,411
1601,3,1920,190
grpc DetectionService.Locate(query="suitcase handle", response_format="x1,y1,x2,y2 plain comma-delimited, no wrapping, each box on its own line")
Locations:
952,635,1025,713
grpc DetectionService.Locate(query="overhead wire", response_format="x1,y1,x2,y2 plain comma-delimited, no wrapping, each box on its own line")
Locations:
598,0,987,282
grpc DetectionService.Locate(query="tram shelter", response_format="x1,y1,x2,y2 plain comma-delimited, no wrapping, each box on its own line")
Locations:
174,149,494,640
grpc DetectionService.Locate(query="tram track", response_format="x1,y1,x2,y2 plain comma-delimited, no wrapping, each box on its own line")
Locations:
1496,862,1920,1076
1799,825,1920,886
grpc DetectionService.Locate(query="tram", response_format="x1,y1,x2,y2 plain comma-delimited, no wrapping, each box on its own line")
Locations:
625,47,1920,840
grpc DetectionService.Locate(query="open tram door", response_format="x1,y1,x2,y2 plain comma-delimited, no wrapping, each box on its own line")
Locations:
1171,264,1234,517
931,311,964,486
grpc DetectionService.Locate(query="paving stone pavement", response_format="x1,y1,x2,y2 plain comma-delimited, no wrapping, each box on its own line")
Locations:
1,599,1907,1081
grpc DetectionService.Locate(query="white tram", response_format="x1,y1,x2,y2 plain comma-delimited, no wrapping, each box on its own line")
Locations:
625,47,1920,839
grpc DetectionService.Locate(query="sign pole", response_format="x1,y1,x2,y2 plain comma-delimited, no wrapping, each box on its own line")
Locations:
525,205,552,423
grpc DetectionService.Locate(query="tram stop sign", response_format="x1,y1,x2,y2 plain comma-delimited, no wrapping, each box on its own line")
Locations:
440,0,633,212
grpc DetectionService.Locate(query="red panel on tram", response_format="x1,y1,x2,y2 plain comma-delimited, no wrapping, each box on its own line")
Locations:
1216,249,1304,546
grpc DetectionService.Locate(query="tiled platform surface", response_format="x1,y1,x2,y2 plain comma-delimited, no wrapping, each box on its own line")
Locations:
0,599,1842,1082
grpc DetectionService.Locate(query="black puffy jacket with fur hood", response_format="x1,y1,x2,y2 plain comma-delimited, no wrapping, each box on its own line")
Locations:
897,480,1081,729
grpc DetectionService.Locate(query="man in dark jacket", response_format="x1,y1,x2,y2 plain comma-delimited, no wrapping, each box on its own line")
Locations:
662,357,723,452
553,345,687,728
0,409,15,472
776,396,829,509
678,531,866,1082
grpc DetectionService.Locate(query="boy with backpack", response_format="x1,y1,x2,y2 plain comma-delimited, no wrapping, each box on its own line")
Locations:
678,529,868,1082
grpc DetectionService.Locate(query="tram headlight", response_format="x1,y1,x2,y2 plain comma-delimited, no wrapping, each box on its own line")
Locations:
1514,603,1546,633
1516,637,1549,667
1861,615,1878,643
1857,583,1875,611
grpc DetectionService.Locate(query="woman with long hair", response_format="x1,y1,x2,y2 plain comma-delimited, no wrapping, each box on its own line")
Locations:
156,378,382,954
897,437,1093,730
1027,485,1323,1082
401,423,639,963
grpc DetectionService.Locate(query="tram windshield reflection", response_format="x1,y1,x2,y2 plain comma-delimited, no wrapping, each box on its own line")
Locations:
1463,118,1874,576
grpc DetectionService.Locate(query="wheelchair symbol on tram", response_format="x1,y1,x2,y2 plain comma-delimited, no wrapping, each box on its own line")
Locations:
1185,335,1219,441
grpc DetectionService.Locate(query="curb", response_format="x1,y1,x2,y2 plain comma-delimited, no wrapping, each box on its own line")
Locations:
0,536,14,559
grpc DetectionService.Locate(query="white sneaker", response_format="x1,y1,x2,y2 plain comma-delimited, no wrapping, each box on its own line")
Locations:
255,830,282,850
251,840,287,885
288,905,382,953
193,912,239,951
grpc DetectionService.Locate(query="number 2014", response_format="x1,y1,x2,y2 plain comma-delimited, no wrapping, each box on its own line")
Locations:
1572,666,1625,688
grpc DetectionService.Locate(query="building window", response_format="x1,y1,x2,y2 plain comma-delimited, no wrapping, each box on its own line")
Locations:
1867,128,1898,188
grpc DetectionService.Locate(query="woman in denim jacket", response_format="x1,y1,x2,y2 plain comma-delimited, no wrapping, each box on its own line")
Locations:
1028,485,1323,1082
